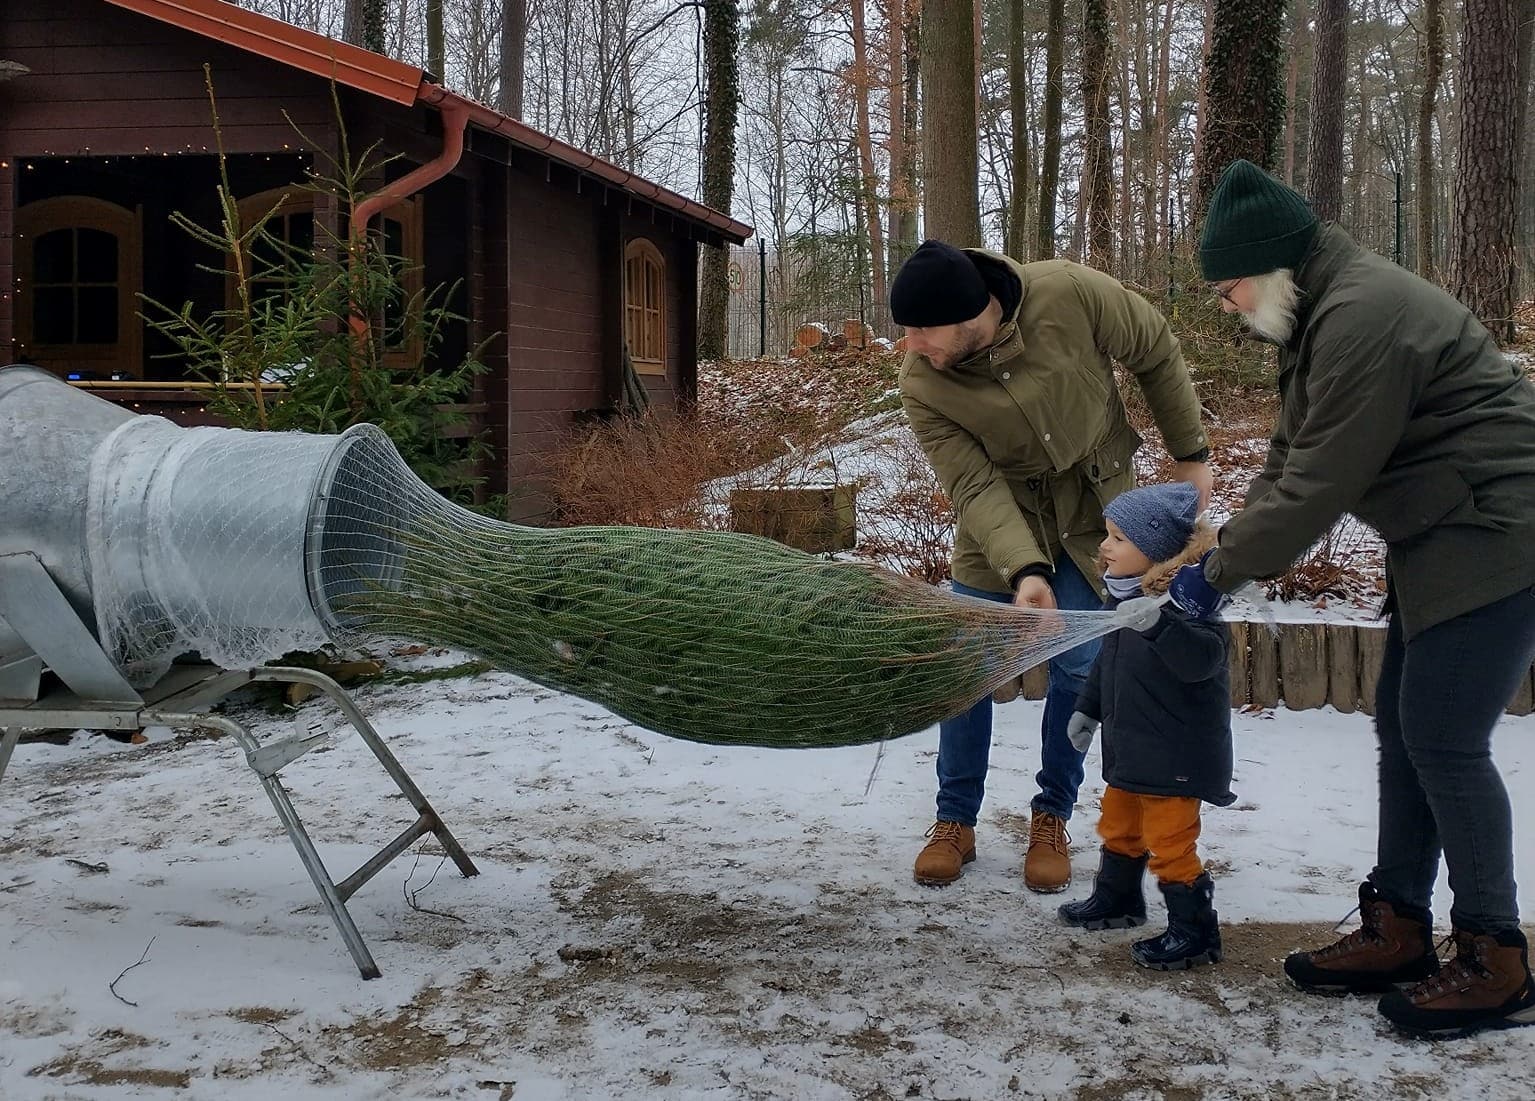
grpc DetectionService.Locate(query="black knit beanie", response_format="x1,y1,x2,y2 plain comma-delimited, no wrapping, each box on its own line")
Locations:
1199,159,1319,281
889,240,991,327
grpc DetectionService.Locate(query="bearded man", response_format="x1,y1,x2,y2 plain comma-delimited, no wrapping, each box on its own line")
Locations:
1169,159,1535,1039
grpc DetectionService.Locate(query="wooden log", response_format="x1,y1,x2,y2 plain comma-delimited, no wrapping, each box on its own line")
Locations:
842,318,873,348
1020,664,1050,701
1227,620,1250,708
1355,625,1388,717
1508,665,1535,717
1278,623,1329,711
1247,623,1279,709
728,484,857,554
794,322,825,349
1326,624,1359,714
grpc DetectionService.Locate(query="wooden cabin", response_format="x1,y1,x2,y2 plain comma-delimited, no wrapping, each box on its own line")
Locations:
0,0,751,516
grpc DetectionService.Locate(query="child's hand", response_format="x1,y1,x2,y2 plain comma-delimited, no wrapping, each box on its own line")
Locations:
1110,596,1163,632
1067,711,1099,753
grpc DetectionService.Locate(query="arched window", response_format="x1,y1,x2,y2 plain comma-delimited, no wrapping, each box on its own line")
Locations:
231,189,423,368
16,196,143,379
623,238,666,375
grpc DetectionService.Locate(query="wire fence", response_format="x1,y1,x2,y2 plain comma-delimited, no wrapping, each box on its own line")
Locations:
718,241,901,360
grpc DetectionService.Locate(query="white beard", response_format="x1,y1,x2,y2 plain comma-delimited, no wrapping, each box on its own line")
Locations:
1242,269,1300,344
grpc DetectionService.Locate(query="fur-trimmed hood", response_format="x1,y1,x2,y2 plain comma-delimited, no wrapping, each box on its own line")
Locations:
1114,519,1218,597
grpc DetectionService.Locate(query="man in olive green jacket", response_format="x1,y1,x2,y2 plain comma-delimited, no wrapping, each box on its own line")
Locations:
1171,159,1535,1039
891,239,1212,893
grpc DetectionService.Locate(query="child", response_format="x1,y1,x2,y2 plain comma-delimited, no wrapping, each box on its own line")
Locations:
1059,482,1234,970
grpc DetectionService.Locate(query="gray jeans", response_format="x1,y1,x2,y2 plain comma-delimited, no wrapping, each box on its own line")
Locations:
1371,583,1535,933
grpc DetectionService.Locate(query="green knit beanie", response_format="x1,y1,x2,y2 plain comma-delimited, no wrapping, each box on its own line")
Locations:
1199,159,1319,281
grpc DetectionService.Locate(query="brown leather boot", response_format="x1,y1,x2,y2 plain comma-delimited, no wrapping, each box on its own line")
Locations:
1378,927,1535,1039
1283,881,1440,994
1024,809,1071,893
913,821,975,886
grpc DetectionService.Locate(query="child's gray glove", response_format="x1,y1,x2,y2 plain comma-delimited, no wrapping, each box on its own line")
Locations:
1067,711,1100,753
1110,595,1164,632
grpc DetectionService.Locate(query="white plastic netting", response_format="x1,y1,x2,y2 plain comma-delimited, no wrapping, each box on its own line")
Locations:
86,418,1132,747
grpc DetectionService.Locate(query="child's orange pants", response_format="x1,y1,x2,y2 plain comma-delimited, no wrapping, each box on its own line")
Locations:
1098,785,1204,885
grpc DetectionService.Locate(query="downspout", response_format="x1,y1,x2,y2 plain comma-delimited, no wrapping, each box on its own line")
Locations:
347,99,471,416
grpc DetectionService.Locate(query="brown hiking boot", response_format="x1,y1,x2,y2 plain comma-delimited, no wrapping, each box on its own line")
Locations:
1283,881,1440,994
1024,809,1071,893
913,821,975,886
1379,927,1535,1039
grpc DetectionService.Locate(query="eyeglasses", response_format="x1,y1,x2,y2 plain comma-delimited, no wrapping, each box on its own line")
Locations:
1210,278,1244,304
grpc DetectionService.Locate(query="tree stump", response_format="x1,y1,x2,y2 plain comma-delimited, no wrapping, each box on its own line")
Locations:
842,319,873,348
1227,621,1250,708
793,322,826,351
1278,623,1329,710
1247,623,1279,709
1355,626,1388,716
729,484,857,554
1326,624,1360,714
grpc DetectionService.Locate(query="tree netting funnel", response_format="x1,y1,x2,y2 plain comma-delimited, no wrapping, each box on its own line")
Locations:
3,365,1124,748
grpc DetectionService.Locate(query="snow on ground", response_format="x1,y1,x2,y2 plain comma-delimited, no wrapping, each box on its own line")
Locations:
4,655,1534,1100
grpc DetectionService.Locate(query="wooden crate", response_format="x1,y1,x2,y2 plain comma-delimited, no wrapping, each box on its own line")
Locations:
728,484,857,554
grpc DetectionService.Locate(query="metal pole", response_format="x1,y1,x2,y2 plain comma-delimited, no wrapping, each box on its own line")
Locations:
1394,172,1403,266
758,236,767,358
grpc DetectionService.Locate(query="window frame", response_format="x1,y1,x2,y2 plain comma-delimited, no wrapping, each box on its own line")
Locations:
623,237,667,376
15,195,144,379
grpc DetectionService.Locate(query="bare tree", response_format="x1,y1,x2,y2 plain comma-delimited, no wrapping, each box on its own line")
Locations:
500,0,527,116
921,0,983,243
1417,0,1443,275
1081,0,1115,266
1306,0,1346,220
1283,0,1309,185
1192,0,1288,216
697,0,741,360
1007,0,1031,259
1450,0,1522,339
1037,0,1065,256
851,0,890,306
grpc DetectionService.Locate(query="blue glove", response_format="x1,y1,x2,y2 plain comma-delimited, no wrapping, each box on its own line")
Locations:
1168,549,1229,619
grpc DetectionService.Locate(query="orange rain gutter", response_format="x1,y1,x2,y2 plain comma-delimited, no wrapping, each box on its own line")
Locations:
346,99,471,411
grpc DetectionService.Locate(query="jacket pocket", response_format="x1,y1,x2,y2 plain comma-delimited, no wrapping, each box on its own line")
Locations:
1358,467,1474,544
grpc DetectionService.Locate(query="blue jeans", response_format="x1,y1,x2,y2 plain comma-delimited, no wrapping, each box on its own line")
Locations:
935,555,1102,827
1370,584,1535,933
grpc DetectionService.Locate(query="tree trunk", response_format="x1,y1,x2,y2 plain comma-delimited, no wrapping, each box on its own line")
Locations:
851,0,889,308
1417,0,1443,277
900,3,923,260
1450,0,1521,341
499,0,528,118
1283,0,1309,185
1008,0,1031,260
1192,0,1288,218
1037,0,1066,257
1306,0,1346,222
697,0,740,361
426,0,445,79
1151,0,1175,261
1081,0,1115,268
921,0,983,243
888,0,910,278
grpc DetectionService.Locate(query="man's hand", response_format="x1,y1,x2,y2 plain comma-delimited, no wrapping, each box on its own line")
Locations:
1171,460,1214,511
1168,550,1230,619
1067,711,1100,753
1013,575,1057,610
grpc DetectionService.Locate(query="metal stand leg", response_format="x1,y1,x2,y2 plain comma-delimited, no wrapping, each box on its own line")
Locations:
0,726,21,785
253,669,480,883
147,667,479,980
